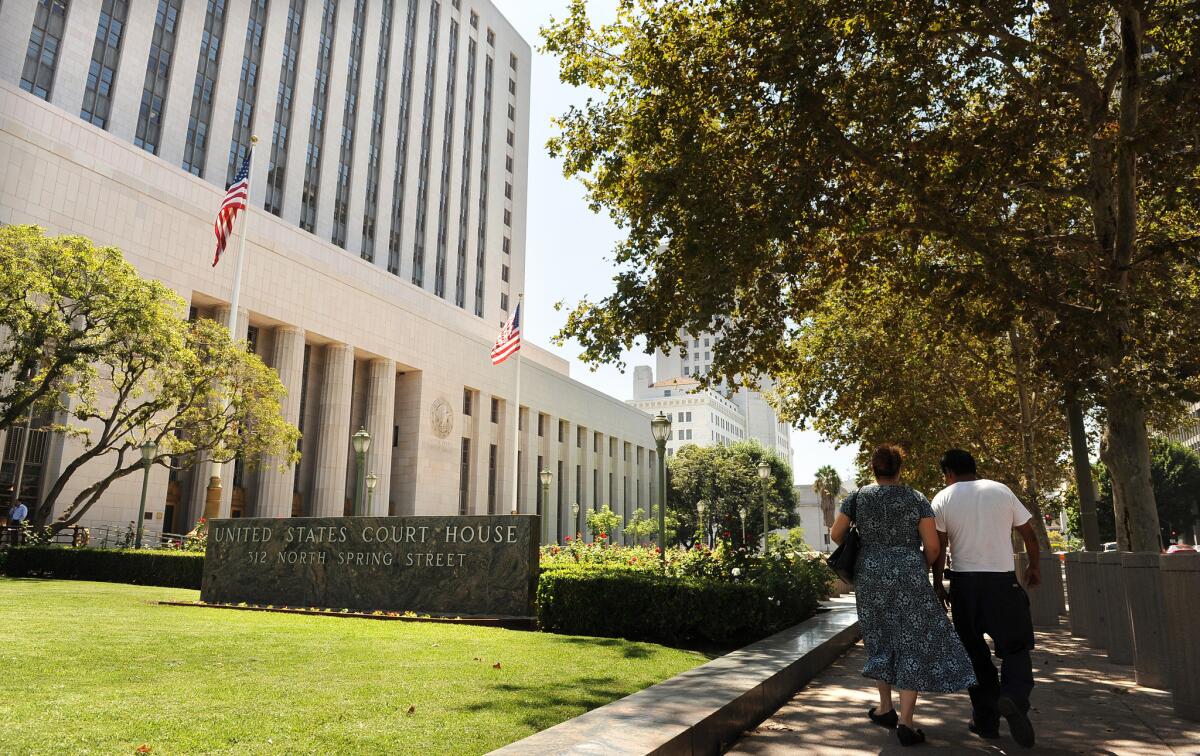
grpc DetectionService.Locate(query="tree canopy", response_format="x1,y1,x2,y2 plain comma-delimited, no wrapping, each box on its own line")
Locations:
543,1,1200,551
666,440,796,548
0,225,301,529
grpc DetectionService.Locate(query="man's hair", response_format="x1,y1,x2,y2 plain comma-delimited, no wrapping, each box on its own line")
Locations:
940,449,978,476
871,444,906,478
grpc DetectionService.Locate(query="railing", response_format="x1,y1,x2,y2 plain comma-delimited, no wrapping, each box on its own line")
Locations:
0,524,202,550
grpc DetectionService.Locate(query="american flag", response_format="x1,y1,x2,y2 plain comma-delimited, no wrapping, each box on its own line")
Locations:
491,302,521,365
212,155,251,266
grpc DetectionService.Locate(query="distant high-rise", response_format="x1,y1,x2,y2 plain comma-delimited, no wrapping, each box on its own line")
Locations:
628,331,792,461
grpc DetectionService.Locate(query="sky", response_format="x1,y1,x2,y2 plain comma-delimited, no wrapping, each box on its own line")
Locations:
493,0,860,485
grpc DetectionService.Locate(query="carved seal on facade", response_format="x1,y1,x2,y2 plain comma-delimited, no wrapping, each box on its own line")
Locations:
430,397,454,438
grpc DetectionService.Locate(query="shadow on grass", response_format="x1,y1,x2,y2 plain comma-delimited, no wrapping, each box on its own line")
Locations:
462,676,636,732
558,635,655,659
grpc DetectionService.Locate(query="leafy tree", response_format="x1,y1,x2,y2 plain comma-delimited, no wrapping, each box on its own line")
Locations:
1060,437,1200,547
666,440,795,548
774,278,1065,545
543,1,1200,552
624,504,681,544
2,233,303,529
0,225,175,432
813,465,842,530
585,504,622,542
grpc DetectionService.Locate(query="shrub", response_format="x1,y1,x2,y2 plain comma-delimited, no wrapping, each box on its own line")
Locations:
537,563,825,647
4,546,203,589
537,543,834,647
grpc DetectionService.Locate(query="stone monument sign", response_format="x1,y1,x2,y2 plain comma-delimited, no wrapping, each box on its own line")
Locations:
200,515,539,617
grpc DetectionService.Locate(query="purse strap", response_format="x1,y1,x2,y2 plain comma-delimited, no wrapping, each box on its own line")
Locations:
847,490,860,526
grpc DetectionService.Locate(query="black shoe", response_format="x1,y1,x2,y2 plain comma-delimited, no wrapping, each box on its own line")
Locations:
868,706,898,728
968,720,1000,740
896,724,926,746
998,695,1035,748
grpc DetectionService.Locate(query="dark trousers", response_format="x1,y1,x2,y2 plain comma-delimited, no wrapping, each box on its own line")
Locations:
948,570,1035,728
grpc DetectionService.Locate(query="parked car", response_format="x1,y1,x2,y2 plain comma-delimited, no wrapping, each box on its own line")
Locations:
1103,541,1119,552
1166,543,1197,554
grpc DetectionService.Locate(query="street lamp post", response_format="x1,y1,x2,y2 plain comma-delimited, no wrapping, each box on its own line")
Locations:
739,506,748,547
757,460,771,553
352,427,371,516
366,472,379,515
696,499,707,547
539,468,552,543
135,439,156,548
571,502,580,538
651,412,672,568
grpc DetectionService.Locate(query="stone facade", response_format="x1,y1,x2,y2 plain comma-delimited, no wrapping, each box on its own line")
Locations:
0,0,657,544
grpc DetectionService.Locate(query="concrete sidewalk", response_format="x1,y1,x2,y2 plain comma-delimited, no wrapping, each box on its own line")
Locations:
729,629,1199,755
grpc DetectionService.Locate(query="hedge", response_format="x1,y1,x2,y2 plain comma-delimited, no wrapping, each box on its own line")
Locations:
536,564,825,648
4,546,204,589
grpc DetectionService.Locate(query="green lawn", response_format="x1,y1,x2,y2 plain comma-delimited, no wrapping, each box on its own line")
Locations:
0,578,706,754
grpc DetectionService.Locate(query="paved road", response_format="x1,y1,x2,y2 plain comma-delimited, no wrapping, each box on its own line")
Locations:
730,629,1200,755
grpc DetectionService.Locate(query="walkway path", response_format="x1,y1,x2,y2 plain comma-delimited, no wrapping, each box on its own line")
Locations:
730,628,1199,755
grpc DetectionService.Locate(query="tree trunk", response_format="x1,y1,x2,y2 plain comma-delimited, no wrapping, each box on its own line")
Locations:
1066,392,1102,550
1008,327,1051,551
1099,388,1160,552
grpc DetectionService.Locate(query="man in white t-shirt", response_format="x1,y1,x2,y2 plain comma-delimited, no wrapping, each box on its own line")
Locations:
931,449,1040,750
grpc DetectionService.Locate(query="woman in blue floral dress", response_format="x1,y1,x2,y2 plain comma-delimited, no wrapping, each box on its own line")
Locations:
831,444,975,746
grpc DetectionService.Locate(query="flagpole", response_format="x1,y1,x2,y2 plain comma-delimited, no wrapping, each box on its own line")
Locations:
509,294,523,515
225,135,257,337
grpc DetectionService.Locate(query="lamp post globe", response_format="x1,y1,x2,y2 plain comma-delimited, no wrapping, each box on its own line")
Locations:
739,506,748,546
571,502,580,537
696,499,707,547
757,460,771,553
135,439,156,548
352,427,371,516
650,412,672,567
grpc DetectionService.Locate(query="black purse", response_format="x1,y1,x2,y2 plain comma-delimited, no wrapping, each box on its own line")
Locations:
827,491,861,583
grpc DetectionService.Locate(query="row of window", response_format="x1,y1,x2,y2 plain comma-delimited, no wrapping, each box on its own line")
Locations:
20,0,518,320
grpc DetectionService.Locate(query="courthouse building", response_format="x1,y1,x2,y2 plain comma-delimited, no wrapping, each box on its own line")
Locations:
0,0,658,543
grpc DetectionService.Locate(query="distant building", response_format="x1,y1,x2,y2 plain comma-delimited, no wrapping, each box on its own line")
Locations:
627,331,792,461
793,481,851,553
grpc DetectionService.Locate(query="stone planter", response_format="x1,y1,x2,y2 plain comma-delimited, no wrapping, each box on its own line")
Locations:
1098,552,1134,664
1078,552,1107,648
1121,552,1170,689
1017,552,1061,627
1064,552,1087,637
1160,552,1200,721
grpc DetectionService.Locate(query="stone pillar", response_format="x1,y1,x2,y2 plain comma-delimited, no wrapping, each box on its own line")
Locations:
1098,551,1134,664
1019,552,1062,627
1161,553,1200,720
1078,552,1108,648
1064,552,1087,637
1121,552,1171,689
255,327,305,517
364,358,396,516
202,476,223,520
187,306,247,523
311,343,354,516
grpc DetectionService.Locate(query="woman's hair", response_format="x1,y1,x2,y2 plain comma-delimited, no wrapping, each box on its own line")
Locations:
871,444,906,478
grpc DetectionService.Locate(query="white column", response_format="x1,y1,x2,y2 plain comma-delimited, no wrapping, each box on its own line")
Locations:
50,0,101,118
0,3,37,86
158,0,208,167
364,358,396,516
312,343,354,516
107,3,155,142
255,326,305,517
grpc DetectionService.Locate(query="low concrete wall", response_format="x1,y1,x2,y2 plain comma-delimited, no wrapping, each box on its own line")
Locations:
1078,552,1108,648
1161,553,1200,721
1098,552,1134,665
1019,552,1063,627
1064,552,1087,637
1121,552,1170,689
491,598,860,756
